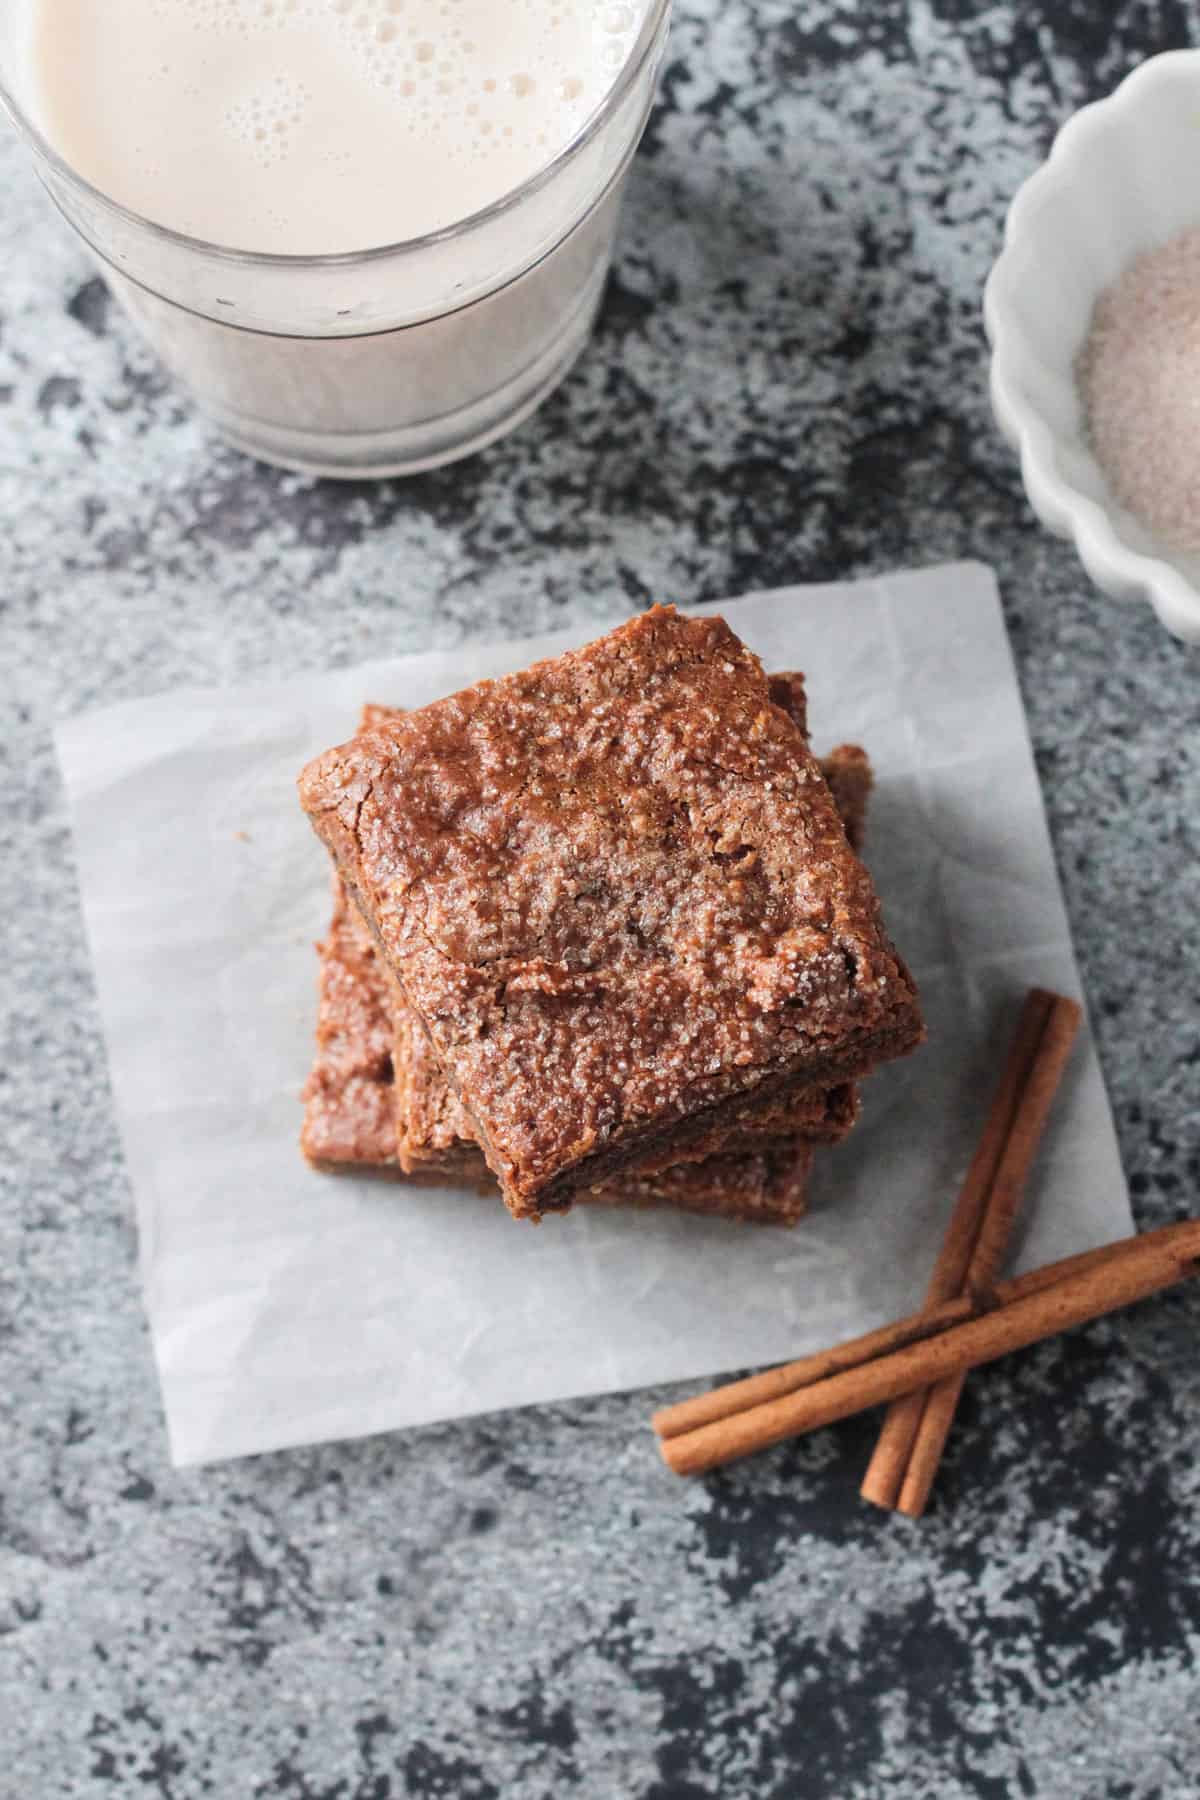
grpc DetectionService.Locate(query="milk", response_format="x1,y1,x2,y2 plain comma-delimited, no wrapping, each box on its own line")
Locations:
4,0,670,473
30,0,649,254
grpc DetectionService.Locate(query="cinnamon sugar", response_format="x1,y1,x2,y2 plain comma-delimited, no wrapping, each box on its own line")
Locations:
1081,225,1200,552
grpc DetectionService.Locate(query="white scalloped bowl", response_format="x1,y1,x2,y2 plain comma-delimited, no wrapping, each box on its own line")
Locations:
985,50,1200,642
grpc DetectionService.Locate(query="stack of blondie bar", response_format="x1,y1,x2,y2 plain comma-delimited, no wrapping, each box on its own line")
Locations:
297,607,922,1226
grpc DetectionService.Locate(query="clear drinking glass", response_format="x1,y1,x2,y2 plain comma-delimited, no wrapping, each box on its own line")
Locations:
0,3,671,477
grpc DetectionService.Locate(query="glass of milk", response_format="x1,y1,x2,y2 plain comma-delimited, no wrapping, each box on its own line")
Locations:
0,0,670,476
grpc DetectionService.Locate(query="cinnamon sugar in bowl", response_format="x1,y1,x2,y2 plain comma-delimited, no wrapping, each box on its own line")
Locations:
985,50,1200,642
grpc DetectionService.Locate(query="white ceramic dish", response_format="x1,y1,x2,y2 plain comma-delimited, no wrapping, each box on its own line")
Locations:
985,50,1200,643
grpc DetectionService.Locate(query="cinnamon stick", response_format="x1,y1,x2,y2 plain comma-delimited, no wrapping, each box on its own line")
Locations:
859,991,1051,1507
884,991,1081,1515
861,990,1080,1510
659,1220,1200,1477
652,1239,1119,1442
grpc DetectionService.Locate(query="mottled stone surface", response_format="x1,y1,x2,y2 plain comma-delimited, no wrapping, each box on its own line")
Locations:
3,3,1200,1796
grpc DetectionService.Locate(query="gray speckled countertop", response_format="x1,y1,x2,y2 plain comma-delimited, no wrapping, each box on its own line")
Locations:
4,4,1200,1796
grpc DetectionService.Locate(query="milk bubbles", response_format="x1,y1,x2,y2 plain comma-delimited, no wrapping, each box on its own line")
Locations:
153,0,645,170
31,0,652,251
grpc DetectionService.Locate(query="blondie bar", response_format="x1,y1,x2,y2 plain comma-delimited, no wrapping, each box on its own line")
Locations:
299,607,921,1217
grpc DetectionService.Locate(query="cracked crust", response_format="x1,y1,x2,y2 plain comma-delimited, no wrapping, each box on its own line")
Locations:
395,1005,858,1179
299,607,922,1218
302,701,868,1222
363,690,866,1176
301,872,816,1223
303,702,871,1221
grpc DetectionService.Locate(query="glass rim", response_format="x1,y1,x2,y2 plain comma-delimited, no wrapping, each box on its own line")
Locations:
0,0,671,269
